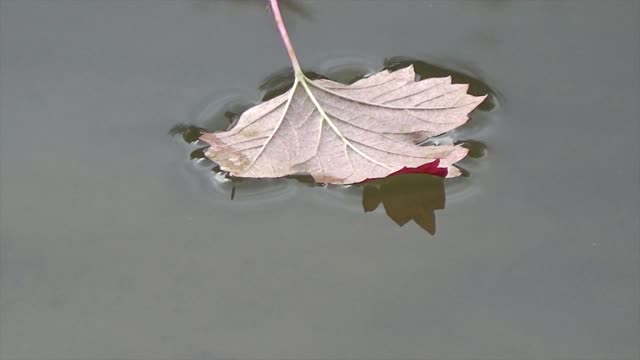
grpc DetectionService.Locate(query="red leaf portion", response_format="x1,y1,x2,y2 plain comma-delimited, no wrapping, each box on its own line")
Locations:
359,159,447,184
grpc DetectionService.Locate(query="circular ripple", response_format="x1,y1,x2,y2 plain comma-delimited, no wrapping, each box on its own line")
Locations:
308,185,365,214
206,173,299,205
445,175,482,205
310,52,382,83
193,91,258,132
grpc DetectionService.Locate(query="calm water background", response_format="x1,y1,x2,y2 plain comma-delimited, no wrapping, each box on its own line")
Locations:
1,0,638,359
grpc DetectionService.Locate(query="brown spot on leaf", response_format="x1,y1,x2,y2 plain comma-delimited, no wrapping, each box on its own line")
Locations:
203,135,251,174
239,128,260,138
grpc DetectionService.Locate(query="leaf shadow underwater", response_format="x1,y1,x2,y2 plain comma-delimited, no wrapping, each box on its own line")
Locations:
362,174,445,235
171,57,494,235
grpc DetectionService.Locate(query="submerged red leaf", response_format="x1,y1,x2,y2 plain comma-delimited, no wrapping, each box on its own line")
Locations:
359,159,447,184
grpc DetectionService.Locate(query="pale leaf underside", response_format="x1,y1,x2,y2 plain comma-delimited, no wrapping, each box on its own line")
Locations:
200,65,486,184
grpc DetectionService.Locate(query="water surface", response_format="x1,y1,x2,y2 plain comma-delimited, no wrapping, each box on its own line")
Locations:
1,1,638,359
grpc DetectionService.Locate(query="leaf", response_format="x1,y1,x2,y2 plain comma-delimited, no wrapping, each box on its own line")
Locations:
200,65,485,185
384,56,497,111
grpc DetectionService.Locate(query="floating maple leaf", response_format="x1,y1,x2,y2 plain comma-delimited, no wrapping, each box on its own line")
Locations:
200,0,486,185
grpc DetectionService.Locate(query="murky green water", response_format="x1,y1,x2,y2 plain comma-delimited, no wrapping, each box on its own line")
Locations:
1,1,638,359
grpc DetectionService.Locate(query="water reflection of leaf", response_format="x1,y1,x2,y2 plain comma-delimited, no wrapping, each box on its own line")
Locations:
361,174,445,235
